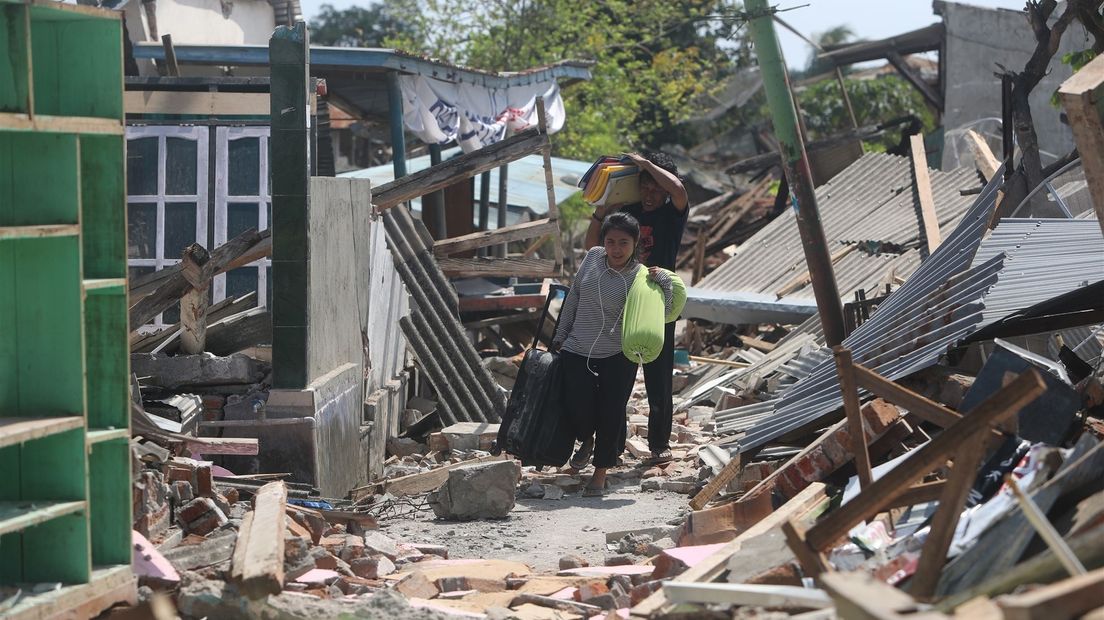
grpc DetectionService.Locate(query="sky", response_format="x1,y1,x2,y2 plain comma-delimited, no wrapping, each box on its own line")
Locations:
296,0,1030,69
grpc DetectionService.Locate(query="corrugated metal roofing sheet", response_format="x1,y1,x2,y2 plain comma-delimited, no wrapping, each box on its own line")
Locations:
697,152,979,299
973,218,1104,326
341,149,592,218
734,169,1006,453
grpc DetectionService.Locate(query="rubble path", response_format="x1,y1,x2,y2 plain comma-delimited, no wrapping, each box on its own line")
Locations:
382,488,688,572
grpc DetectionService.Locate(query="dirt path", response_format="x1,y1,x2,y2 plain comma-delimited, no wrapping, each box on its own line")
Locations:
381,486,689,572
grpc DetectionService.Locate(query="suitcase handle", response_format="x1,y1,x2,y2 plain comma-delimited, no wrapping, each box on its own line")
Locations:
533,284,570,350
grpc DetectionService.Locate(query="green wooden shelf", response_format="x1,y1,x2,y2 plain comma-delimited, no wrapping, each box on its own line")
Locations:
0,500,85,537
0,0,131,609
0,416,83,450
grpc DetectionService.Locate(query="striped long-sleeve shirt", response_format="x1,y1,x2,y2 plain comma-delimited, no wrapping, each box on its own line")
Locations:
553,247,673,359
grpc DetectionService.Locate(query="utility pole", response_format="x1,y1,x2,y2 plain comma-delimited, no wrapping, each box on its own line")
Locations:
746,0,846,346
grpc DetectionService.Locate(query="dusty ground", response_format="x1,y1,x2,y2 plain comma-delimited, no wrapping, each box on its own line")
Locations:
381,485,689,572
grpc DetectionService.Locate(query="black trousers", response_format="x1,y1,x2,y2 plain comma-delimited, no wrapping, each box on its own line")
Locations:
643,321,675,454
560,351,638,468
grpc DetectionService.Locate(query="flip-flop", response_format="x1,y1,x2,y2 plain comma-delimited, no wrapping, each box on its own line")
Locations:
582,486,607,497
648,450,673,465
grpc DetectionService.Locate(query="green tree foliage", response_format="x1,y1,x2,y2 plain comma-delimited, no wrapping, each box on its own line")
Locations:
796,75,935,150
381,0,744,159
309,2,414,47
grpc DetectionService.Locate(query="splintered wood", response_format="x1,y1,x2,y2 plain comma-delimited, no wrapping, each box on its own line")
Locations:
231,481,288,597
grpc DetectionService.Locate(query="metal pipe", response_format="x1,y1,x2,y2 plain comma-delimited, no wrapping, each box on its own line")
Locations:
386,71,408,179
747,0,846,347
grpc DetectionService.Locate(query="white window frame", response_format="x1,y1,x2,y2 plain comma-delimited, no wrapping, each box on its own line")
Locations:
214,126,271,306
126,125,209,330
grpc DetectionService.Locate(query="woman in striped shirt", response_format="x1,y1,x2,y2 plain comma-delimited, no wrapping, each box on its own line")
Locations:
552,212,673,496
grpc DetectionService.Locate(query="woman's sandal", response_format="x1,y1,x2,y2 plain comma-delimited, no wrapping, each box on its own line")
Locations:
648,449,673,465
582,485,607,497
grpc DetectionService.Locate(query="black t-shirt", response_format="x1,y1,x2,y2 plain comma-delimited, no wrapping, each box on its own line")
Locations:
619,199,688,270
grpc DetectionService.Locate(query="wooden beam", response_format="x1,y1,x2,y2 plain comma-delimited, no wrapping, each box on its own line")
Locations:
803,370,1045,551
690,454,742,511
886,51,943,110
438,257,558,279
129,228,266,330
132,292,258,352
693,223,708,284
631,482,828,618
458,294,545,313
433,218,559,257
179,244,211,354
535,96,564,269
834,347,873,488
688,355,750,368
182,436,259,456
231,481,287,598
964,129,1001,181
820,572,939,620
852,364,973,431
129,229,270,300
125,91,270,116
888,480,947,508
161,34,180,77
351,454,505,499
909,134,942,254
995,567,1104,620
1058,53,1104,236
910,442,989,600
371,128,548,209
782,520,830,579
662,582,832,609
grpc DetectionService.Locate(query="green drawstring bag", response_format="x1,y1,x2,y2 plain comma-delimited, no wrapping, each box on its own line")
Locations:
622,267,666,364
665,269,687,323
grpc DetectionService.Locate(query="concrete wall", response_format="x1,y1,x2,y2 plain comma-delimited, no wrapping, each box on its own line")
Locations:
939,1,1092,169
307,178,367,383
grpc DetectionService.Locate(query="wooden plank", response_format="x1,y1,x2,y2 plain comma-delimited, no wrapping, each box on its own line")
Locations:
689,355,750,368
160,34,180,76
433,218,559,257
662,582,831,609
231,480,287,597
740,335,777,353
124,90,269,116
510,593,602,616
202,307,270,356
352,454,506,499
888,480,947,508
0,224,80,240
462,310,538,329
804,370,1045,551
964,130,1000,181
692,223,707,284
131,291,257,352
782,520,829,579
129,230,270,299
1005,475,1087,577
690,454,742,511
0,112,123,134
1058,53,1104,236
996,567,1104,620
534,97,563,269
0,500,86,536
909,133,942,254
179,244,211,354
86,428,130,444
910,442,989,600
631,482,828,618
438,257,557,278
820,572,938,620
852,363,980,432
371,128,548,209
834,347,873,488
183,436,259,456
4,565,136,620
0,416,84,449
458,294,545,313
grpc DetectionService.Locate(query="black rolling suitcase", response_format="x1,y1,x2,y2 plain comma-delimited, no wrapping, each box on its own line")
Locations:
492,284,575,467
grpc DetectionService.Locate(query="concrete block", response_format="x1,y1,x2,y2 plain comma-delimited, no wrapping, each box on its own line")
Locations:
131,352,268,389
428,460,521,520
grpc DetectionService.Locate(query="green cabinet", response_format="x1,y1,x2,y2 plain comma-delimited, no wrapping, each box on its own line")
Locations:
0,0,132,615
